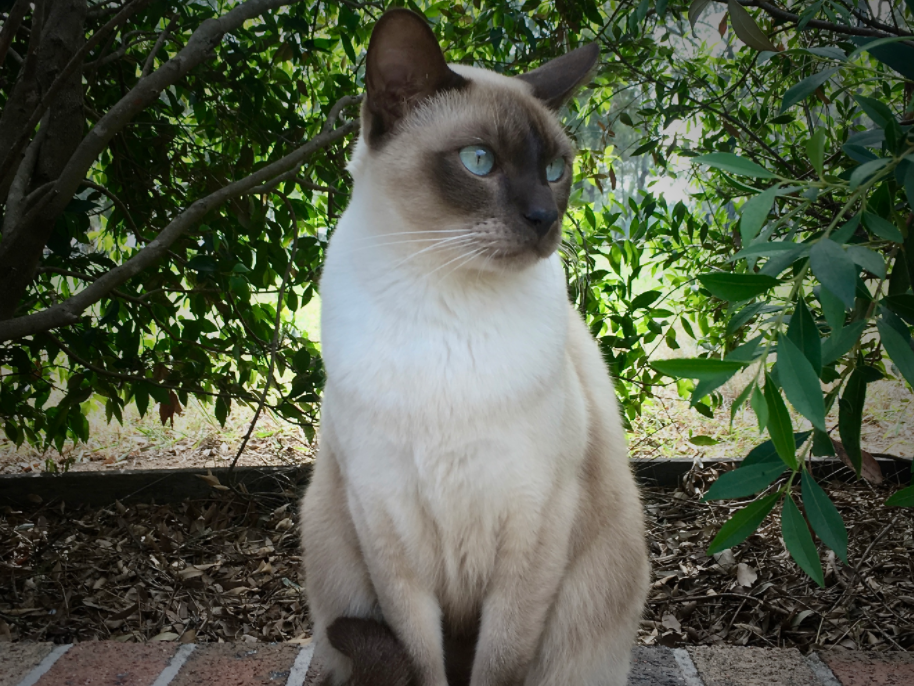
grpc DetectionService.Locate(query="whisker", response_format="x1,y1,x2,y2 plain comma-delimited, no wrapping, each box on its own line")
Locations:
386,235,476,271
357,229,466,242
426,247,485,283
348,234,472,254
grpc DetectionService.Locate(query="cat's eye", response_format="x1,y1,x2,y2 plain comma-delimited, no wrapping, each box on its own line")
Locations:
459,146,495,176
546,157,565,182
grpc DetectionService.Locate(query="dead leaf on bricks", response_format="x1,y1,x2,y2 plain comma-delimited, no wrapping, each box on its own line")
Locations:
832,439,883,484
159,391,183,427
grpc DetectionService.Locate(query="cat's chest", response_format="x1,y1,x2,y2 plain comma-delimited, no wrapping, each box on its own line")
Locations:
320,256,568,420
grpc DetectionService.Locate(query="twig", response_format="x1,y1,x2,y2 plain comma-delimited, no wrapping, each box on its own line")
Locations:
0,0,28,69
229,192,301,474
141,13,178,77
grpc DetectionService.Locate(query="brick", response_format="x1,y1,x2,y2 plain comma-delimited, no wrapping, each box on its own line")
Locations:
819,649,914,686
628,646,687,685
0,642,55,686
170,642,300,686
35,641,177,686
689,645,820,686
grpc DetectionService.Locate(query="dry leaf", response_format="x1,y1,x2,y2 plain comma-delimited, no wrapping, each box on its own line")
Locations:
832,439,883,484
609,166,617,191
159,391,183,428
661,613,682,632
718,13,728,37
736,563,758,588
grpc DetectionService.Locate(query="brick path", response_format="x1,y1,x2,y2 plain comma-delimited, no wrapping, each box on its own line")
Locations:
2,641,914,685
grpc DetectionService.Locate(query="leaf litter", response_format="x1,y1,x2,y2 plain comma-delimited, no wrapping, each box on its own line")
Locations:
0,464,911,652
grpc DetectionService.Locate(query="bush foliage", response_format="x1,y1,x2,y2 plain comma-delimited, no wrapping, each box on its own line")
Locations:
1,0,912,581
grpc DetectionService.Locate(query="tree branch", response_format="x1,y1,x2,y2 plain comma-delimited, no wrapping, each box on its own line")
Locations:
0,112,359,341
0,0,28,69
2,110,49,240
715,0,913,40
141,13,178,77
82,30,156,69
79,179,140,237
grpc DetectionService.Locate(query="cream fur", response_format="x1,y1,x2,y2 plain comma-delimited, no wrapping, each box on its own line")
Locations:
301,64,649,686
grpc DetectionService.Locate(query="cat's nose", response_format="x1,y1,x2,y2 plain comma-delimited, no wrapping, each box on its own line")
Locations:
523,206,559,238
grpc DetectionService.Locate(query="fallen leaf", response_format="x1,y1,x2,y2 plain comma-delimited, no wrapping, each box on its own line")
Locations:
832,439,883,484
661,613,682,632
159,391,183,428
736,562,757,587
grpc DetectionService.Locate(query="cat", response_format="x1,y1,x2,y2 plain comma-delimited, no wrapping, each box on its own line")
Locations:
300,8,649,686
326,617,417,686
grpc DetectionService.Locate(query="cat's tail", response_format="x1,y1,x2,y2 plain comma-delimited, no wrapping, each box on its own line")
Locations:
326,617,416,686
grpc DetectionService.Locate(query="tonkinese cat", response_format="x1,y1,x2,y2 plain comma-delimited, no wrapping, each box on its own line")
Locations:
301,9,649,686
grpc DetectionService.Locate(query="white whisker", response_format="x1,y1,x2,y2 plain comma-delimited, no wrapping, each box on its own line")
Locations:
386,235,476,271
427,247,485,283
348,234,472,254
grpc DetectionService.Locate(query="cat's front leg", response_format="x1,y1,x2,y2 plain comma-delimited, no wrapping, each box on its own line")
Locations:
353,504,450,686
468,485,578,686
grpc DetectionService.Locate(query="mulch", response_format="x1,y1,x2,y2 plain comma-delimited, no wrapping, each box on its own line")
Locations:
1,465,912,652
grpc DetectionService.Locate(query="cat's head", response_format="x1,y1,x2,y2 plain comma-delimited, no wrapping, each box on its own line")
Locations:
351,9,597,273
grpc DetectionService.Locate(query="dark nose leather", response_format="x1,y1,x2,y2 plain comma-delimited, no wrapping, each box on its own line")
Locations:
523,206,559,238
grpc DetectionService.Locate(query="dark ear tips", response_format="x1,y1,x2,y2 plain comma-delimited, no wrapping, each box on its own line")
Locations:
515,43,600,110
364,9,465,144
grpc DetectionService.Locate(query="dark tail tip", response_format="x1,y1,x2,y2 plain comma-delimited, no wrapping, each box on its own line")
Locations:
326,617,416,686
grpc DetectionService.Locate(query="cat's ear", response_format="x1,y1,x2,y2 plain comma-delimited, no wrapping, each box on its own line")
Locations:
365,9,465,144
516,44,599,110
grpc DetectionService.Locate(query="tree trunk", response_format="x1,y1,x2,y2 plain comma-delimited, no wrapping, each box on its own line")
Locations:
0,0,86,321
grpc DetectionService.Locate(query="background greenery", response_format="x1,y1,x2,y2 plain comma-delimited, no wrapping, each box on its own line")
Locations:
1,0,912,582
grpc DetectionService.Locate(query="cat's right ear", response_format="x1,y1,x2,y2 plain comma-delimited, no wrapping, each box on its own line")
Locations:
364,9,465,145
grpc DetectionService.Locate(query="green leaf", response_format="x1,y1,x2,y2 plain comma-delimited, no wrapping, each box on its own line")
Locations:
652,358,749,381
764,374,797,469
884,294,914,326
818,285,847,331
693,153,776,179
801,471,848,562
877,319,914,388
822,320,867,365
906,161,914,210
707,492,780,555
787,298,821,373
704,461,786,500
739,186,779,244
731,382,754,427
862,212,904,243
215,396,229,427
731,241,803,262
781,496,825,587
849,159,890,191
751,384,768,432
688,0,712,30
727,0,779,52
631,290,662,309
854,94,897,130
847,246,886,279
810,239,857,307
838,369,867,477
806,128,826,177
134,385,149,418
743,433,811,467
779,68,838,113
698,273,779,301
689,435,720,446
885,485,914,507
830,215,860,245
778,335,827,431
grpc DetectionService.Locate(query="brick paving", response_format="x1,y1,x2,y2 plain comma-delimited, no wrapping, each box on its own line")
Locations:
2,641,913,685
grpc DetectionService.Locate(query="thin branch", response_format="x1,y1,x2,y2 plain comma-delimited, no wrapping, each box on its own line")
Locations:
0,110,359,341
0,0,28,69
82,30,156,69
80,179,140,237
142,13,178,77
229,192,300,473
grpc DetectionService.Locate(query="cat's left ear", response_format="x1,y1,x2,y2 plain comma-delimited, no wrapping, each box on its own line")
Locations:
516,44,600,110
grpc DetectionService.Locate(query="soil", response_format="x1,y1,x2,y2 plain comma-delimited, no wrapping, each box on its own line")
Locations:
1,465,911,652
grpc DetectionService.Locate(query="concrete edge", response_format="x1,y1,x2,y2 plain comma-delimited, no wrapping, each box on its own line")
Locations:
672,648,705,686
15,644,72,686
150,643,196,686
806,653,843,686
285,644,314,686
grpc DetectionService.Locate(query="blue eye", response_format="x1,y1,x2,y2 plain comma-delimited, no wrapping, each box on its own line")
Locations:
546,157,565,182
459,146,495,176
